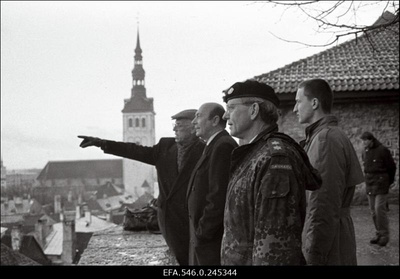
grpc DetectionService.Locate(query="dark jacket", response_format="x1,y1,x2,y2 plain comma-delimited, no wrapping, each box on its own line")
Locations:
362,137,396,195
186,130,238,265
101,138,205,265
221,125,321,265
302,116,364,265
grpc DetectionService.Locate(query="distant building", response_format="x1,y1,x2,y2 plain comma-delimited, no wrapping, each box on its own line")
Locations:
121,27,157,198
36,159,123,188
0,196,43,216
1,158,6,190
5,169,41,190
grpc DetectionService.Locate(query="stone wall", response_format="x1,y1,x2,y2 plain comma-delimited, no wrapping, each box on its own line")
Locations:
278,101,399,204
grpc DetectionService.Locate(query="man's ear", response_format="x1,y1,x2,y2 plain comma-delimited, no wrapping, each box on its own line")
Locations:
212,115,220,127
311,98,319,110
249,103,260,121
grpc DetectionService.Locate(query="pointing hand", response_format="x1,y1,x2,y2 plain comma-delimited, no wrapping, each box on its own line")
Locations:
78,135,102,148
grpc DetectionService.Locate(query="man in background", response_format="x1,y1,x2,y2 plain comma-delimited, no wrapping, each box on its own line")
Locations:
360,131,396,247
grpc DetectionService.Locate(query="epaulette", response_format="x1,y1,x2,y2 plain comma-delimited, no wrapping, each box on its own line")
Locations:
267,138,287,156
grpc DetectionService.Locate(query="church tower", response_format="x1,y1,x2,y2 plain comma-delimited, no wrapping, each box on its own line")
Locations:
122,27,156,198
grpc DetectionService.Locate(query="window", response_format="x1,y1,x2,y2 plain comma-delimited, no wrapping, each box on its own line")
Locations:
135,118,140,127
142,117,146,128
128,118,133,128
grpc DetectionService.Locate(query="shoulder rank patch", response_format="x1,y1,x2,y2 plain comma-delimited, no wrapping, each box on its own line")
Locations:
270,164,292,170
267,138,286,156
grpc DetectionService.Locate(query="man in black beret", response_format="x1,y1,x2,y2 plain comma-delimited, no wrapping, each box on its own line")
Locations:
78,109,205,265
220,80,322,265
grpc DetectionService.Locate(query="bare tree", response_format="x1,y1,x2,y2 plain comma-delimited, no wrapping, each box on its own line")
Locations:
259,1,399,48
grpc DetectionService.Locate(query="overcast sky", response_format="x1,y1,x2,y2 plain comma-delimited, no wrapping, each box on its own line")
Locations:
1,1,395,170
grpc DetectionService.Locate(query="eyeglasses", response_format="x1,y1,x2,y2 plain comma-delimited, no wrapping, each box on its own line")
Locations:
172,123,191,129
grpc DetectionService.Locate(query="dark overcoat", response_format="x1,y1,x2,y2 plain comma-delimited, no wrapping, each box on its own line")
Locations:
186,130,238,265
101,138,205,265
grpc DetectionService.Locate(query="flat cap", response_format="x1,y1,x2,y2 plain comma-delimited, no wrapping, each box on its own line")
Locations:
222,80,280,107
171,109,197,120
360,131,374,140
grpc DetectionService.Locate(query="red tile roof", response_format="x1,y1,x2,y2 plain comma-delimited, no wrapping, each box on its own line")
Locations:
254,11,399,94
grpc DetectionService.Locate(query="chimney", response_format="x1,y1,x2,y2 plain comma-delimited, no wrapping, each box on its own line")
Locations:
106,210,112,222
34,219,47,249
62,210,76,265
84,210,92,225
83,205,91,225
75,205,81,220
67,191,73,203
54,195,62,214
11,224,22,251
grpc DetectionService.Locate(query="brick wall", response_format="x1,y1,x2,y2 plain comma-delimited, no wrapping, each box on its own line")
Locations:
279,101,399,203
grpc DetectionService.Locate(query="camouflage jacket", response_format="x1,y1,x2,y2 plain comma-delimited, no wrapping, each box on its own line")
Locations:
221,125,321,265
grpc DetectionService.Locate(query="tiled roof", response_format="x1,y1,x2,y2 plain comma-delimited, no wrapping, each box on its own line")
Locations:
44,223,63,256
96,194,135,212
37,159,123,180
95,181,124,199
1,243,40,266
0,214,24,225
1,235,50,265
75,215,117,233
44,216,117,257
254,11,399,94
0,198,40,215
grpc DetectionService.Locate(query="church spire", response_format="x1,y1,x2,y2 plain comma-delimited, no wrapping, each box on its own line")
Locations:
131,23,146,98
134,26,142,61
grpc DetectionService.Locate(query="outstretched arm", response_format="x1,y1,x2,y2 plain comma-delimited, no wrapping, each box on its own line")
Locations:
78,135,103,148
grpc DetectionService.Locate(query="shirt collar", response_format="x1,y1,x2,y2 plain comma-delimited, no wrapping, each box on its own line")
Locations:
206,130,224,146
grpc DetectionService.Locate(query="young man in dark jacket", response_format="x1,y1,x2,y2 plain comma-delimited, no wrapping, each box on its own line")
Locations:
360,131,396,247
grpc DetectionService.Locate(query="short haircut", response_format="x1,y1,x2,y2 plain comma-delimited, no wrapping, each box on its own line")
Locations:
240,97,280,125
298,79,333,113
208,105,227,128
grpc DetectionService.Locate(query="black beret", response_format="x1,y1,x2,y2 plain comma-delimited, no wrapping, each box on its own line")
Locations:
171,109,197,120
360,131,374,140
222,80,280,107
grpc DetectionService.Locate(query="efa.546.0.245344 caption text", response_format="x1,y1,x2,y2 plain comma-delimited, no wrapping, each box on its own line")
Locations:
162,268,237,277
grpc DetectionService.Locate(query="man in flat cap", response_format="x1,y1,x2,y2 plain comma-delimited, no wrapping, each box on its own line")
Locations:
78,109,205,265
360,131,396,247
220,80,322,265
